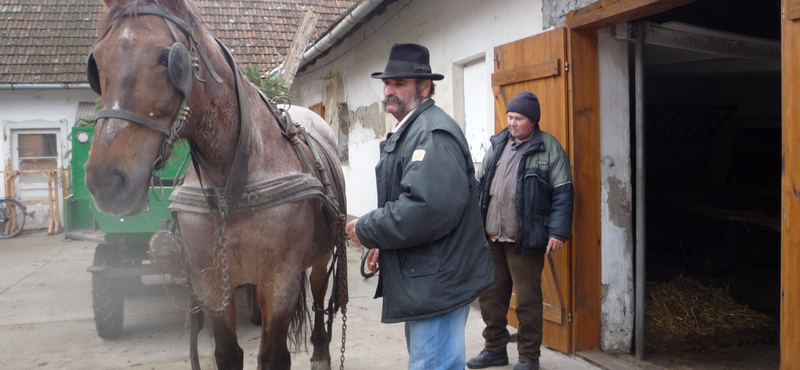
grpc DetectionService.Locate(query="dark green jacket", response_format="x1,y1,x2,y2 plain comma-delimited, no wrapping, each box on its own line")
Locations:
356,99,493,323
477,127,574,254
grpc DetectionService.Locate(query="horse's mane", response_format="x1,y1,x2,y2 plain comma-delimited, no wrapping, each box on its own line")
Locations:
98,0,204,39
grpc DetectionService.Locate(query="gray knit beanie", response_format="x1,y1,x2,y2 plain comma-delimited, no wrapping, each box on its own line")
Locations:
506,92,541,122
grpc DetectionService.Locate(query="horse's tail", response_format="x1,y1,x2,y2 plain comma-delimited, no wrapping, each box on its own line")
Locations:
287,271,309,352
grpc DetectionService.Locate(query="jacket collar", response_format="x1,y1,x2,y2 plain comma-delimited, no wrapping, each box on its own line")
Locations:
491,127,545,152
382,99,436,152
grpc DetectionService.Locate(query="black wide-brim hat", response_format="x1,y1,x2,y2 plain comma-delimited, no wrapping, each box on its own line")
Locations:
371,43,444,80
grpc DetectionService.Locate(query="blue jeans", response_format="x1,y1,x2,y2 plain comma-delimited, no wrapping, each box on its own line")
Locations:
405,304,471,370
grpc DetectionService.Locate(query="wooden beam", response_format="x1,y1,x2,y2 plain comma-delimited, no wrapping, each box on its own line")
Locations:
644,23,781,62
565,0,699,30
491,59,561,87
280,10,318,89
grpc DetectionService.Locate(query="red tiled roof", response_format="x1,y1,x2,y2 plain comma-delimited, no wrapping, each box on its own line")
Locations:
0,0,358,85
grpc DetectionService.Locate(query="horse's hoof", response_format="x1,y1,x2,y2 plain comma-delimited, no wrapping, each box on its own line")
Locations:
311,362,331,370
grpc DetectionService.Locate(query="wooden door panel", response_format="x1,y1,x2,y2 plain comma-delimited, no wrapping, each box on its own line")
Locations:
492,28,571,354
781,0,800,367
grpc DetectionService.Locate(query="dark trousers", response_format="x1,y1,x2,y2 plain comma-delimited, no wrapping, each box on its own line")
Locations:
478,240,545,362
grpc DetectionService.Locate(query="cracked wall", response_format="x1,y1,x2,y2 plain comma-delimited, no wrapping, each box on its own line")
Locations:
599,27,634,353
543,0,601,28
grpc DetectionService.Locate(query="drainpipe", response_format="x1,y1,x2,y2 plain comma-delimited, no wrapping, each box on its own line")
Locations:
299,0,386,67
0,83,91,90
634,22,647,360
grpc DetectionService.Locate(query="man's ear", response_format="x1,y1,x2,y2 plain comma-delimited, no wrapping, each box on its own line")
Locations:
420,79,432,98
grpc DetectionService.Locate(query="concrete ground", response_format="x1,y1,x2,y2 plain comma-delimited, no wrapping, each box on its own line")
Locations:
0,231,599,370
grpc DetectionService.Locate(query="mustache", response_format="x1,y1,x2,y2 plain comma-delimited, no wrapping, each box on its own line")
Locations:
382,94,407,113
383,95,402,105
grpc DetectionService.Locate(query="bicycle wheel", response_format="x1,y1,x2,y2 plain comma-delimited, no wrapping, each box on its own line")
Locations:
0,198,26,239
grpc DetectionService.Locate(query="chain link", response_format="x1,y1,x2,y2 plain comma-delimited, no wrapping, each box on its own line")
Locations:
339,305,346,370
189,216,232,314
336,213,349,370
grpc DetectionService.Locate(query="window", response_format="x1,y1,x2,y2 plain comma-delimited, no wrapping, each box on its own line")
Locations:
17,133,58,183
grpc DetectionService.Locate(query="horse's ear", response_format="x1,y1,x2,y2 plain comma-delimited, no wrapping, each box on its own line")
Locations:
101,0,123,7
159,0,189,17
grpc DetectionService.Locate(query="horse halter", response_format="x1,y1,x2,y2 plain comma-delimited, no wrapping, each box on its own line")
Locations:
86,4,223,172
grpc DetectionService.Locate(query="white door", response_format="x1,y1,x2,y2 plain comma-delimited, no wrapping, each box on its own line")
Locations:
10,129,62,204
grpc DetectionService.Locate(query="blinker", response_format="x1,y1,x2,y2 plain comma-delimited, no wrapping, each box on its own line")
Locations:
86,52,101,95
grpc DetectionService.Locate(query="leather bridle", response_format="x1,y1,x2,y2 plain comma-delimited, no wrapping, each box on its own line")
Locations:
86,1,253,220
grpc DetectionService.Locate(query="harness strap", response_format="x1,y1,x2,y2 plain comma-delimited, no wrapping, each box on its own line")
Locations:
169,173,326,214
96,109,171,135
255,91,343,214
215,39,252,220
135,7,223,83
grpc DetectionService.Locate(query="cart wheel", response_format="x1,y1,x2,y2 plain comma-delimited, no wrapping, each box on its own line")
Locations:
680,216,740,275
245,284,261,325
92,244,124,339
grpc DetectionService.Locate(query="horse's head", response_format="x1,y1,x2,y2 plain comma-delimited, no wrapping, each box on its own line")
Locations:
85,0,205,215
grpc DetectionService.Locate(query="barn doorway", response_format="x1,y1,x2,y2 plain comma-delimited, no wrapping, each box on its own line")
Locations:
637,0,781,367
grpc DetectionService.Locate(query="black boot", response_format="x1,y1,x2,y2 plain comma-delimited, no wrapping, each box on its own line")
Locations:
513,359,539,370
466,348,509,369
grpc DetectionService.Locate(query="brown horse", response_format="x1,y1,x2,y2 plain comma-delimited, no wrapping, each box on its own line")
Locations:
83,1,347,369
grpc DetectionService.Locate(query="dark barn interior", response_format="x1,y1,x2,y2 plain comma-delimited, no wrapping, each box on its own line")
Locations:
635,0,781,367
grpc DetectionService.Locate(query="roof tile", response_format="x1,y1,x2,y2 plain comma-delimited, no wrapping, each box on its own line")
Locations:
0,0,358,84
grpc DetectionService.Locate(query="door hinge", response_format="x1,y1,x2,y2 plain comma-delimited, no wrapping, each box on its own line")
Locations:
564,61,569,72
568,313,573,323
496,51,501,68
782,6,785,20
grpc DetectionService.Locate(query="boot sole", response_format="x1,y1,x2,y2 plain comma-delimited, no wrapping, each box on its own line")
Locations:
466,359,510,369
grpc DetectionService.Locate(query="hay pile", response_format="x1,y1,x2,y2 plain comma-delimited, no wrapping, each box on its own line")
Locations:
645,276,776,349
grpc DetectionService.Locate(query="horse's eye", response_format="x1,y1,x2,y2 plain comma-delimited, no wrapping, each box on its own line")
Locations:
158,53,169,67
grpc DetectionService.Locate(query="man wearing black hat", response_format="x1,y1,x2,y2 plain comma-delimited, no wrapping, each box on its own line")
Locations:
468,92,574,370
345,43,493,370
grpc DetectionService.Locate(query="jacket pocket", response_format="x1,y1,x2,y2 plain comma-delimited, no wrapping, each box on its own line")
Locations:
522,167,552,214
399,244,441,277
520,167,552,250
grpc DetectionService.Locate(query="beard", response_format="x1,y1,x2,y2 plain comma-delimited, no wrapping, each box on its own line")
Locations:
382,91,423,116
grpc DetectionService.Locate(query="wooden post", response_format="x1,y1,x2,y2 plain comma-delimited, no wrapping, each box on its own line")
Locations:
279,10,318,89
781,1,800,367
50,171,62,234
46,171,55,235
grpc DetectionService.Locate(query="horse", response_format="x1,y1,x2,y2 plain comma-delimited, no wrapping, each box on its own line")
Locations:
83,1,348,369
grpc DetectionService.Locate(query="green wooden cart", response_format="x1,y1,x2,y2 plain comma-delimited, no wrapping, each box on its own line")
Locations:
64,125,188,339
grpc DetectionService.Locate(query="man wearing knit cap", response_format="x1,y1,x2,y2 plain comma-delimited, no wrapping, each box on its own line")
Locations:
468,92,574,370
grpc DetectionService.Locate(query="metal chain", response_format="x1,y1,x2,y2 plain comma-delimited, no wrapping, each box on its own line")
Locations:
189,216,232,314
336,213,348,370
207,217,232,314
339,305,347,370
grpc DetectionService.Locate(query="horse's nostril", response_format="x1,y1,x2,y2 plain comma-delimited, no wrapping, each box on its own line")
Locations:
109,167,127,191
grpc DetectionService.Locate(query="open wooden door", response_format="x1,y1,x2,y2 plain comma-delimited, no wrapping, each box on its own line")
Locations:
492,27,572,354
781,0,800,368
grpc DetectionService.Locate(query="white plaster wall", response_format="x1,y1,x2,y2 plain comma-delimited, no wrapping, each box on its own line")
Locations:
0,88,99,229
292,0,544,216
598,28,634,353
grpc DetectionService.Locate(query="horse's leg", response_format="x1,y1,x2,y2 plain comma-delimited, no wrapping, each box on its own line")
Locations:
207,302,244,370
190,296,205,370
309,260,332,370
257,271,304,370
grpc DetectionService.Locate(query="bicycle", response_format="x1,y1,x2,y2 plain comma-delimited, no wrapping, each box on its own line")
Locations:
0,197,26,239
